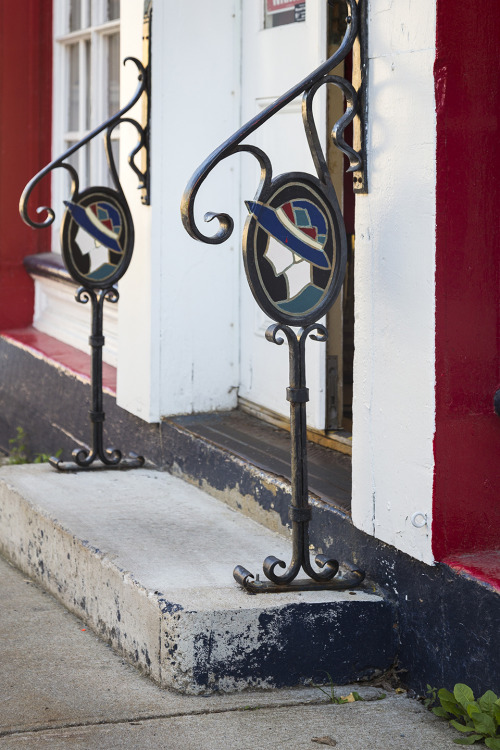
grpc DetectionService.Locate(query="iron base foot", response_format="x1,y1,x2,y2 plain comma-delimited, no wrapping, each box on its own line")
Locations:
49,452,145,472
233,564,365,594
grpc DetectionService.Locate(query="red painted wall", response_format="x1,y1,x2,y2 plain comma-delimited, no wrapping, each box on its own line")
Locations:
0,1,52,329
433,1,500,558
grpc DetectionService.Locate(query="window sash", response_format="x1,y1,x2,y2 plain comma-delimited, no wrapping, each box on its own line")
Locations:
52,0,120,242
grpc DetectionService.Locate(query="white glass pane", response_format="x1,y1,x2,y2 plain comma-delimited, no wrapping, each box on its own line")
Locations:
107,33,120,118
65,140,79,193
107,0,120,21
68,43,80,131
106,139,120,187
69,0,82,31
111,139,119,171
85,144,90,187
85,40,91,130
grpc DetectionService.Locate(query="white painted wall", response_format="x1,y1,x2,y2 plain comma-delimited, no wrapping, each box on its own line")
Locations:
117,0,241,421
115,0,156,420
351,0,436,564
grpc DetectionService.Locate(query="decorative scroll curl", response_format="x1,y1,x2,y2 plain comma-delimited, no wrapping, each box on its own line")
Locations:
19,57,149,230
181,0,361,247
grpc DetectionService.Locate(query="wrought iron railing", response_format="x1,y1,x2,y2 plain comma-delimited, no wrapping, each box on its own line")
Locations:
181,0,366,592
19,15,151,471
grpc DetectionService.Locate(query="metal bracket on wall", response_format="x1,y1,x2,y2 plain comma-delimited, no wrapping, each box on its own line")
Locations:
18,5,152,471
182,0,365,593
351,0,368,193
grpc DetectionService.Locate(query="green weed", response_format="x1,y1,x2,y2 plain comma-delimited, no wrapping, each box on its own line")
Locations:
7,427,61,465
426,683,500,747
312,671,385,704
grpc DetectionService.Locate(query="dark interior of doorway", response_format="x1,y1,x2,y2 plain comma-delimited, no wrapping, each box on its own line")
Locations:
326,0,355,433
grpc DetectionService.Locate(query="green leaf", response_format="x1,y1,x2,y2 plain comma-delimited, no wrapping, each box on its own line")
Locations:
466,702,481,718
439,689,457,704
472,713,496,736
479,691,499,716
455,685,475,709
450,720,477,733
441,700,468,718
454,738,486,746
485,738,500,750
433,707,451,718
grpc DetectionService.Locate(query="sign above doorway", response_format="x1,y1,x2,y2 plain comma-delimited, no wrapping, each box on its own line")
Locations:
264,0,306,28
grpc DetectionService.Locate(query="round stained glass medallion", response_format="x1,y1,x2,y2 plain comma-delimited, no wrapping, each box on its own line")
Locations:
60,187,134,288
243,174,345,327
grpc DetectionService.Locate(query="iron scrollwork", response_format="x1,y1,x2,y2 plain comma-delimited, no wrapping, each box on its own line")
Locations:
181,1,365,592
19,50,150,471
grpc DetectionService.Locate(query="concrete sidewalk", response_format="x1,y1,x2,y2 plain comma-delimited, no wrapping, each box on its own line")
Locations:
0,554,459,749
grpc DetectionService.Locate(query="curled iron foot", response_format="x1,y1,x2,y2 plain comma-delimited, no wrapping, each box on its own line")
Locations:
233,564,365,594
49,451,144,472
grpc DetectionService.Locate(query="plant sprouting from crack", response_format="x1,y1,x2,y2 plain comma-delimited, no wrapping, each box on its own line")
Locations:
312,671,386,704
426,683,500,747
7,427,61,465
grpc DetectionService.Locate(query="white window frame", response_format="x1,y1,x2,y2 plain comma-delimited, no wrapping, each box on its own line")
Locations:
52,0,121,249
30,0,121,367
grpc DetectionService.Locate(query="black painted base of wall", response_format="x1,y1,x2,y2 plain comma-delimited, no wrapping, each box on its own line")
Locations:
1,334,498,697
0,335,166,466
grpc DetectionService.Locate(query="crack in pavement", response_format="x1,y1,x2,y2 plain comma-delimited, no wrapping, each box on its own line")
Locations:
0,698,326,739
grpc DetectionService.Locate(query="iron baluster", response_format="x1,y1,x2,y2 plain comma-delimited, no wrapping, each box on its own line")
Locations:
234,323,364,593
54,286,142,471
182,1,365,592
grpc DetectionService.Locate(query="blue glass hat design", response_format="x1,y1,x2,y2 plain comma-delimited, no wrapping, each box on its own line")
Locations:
245,198,331,270
64,199,122,255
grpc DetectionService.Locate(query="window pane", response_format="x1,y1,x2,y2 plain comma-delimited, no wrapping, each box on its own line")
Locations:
68,43,80,131
85,40,91,130
107,33,120,117
84,144,90,187
107,0,120,21
65,140,79,193
69,0,82,31
106,139,120,187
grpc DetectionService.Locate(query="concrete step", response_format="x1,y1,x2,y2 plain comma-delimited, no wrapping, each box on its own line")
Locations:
0,464,396,694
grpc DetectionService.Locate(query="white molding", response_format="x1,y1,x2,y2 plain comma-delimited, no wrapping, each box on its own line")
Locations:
32,276,118,367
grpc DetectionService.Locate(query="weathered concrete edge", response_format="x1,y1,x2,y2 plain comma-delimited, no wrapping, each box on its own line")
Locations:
164,599,398,695
161,419,500,697
0,472,397,696
0,477,163,684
